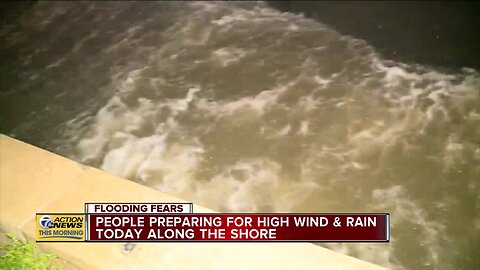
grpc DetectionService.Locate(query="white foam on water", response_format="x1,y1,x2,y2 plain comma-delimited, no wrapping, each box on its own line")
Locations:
212,13,250,26
195,158,316,212
323,185,448,270
298,121,309,135
218,87,288,116
277,124,291,137
372,186,446,269
137,139,205,197
211,47,248,67
102,133,166,180
57,2,480,270
313,75,331,86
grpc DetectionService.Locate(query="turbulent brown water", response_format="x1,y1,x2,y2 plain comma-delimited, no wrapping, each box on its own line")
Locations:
1,2,479,270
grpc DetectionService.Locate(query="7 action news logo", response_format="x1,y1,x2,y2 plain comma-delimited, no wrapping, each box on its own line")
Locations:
39,215,54,229
35,214,85,242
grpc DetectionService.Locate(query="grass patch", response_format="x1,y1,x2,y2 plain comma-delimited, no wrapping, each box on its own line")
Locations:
0,233,62,270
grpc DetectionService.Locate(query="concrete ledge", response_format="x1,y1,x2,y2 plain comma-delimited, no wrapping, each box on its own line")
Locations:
0,134,388,269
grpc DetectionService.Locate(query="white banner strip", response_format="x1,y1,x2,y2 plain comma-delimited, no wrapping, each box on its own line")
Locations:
86,203,193,214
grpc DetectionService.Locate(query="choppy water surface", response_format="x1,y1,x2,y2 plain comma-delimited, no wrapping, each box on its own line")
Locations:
1,2,479,269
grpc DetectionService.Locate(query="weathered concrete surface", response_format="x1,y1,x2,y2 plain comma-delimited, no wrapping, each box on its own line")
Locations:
0,134,388,270
0,134,86,241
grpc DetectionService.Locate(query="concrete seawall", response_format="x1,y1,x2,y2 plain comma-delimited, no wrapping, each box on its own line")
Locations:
0,134,388,269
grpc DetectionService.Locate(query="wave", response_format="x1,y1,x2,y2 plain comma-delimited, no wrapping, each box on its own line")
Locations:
19,2,480,269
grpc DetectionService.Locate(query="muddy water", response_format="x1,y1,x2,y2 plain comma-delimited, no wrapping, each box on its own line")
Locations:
1,2,479,269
